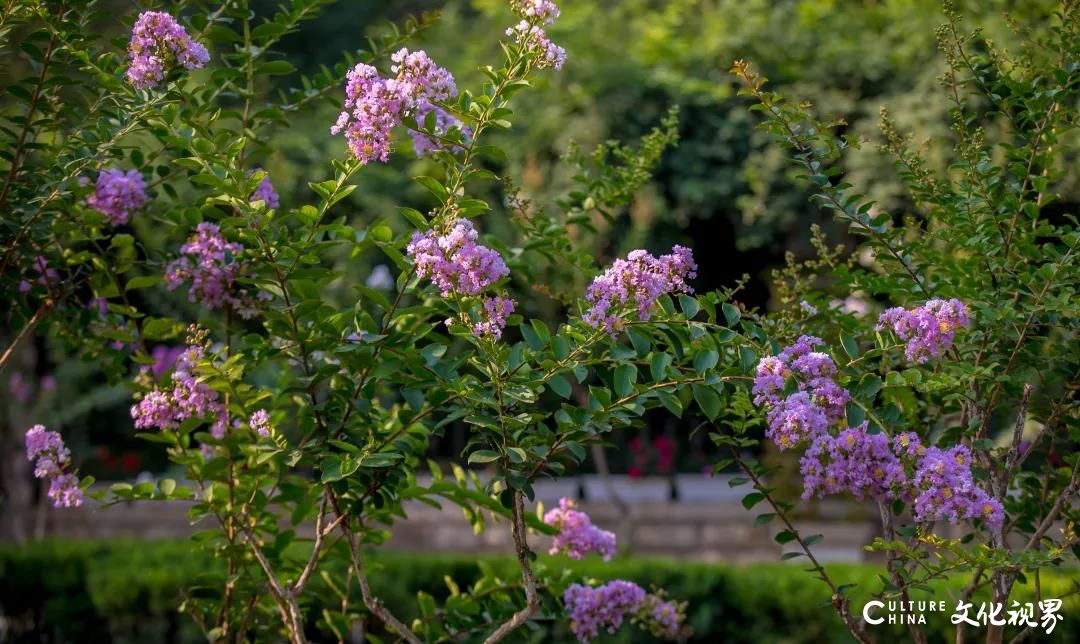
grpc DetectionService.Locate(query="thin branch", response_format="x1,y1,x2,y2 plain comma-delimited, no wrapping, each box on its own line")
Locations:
330,492,421,644
483,491,541,644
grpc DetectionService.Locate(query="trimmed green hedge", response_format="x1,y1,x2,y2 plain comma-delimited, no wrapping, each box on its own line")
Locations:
1,539,1077,642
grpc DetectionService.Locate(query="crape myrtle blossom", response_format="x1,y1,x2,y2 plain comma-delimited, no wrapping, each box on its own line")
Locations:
248,410,272,438
543,497,616,560
125,11,209,89
799,423,906,501
911,442,1004,529
407,219,509,296
86,168,147,225
507,1,566,70
131,343,229,439
25,425,83,507
473,295,516,340
752,336,849,449
564,581,646,643
876,298,971,364
563,580,684,643
165,223,267,316
249,169,280,209
583,246,697,336
331,48,457,164
766,391,828,450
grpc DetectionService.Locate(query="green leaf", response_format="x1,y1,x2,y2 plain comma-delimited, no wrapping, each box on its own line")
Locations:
614,363,637,398
693,350,719,373
548,374,572,399
840,333,859,359
775,529,797,544
692,383,721,420
468,450,500,464
679,295,700,319
125,275,160,290
741,492,765,510
256,60,296,76
846,403,865,427
650,353,673,381
158,479,176,496
722,303,741,325
627,327,651,356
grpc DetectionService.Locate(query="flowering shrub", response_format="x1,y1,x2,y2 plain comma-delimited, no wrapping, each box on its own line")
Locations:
1,1,1077,643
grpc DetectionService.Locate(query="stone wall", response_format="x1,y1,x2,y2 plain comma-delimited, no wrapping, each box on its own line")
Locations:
3,475,892,563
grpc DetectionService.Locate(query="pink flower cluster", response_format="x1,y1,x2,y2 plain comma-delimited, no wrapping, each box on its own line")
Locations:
18,255,59,294
507,1,566,70
407,220,509,295
131,344,229,438
543,498,616,560
407,219,516,339
877,298,970,363
125,11,209,89
584,246,697,336
473,295,515,340
86,168,147,225
752,335,849,450
248,410,272,438
249,169,279,209
25,425,83,507
331,49,457,164
165,223,246,310
563,580,682,643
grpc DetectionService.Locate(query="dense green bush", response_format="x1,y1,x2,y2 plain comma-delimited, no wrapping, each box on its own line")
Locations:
2,539,1078,643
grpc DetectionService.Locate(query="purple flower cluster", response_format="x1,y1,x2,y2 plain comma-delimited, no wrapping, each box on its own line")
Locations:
407,220,509,295
583,246,697,336
249,169,280,209
165,223,245,310
752,336,849,450
507,1,566,70
765,392,829,450
331,48,457,164
800,423,906,501
752,337,1003,529
877,298,970,363
86,168,147,225
543,497,616,560
125,11,209,89
911,443,1003,529
131,344,229,438
18,255,59,294
564,581,646,643
25,425,82,507
564,580,683,643
473,295,516,340
248,410,272,438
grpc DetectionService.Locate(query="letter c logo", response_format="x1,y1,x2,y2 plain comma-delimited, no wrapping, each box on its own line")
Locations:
863,600,884,625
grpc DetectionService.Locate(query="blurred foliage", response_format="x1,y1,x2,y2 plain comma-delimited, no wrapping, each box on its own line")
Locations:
2,538,1078,643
